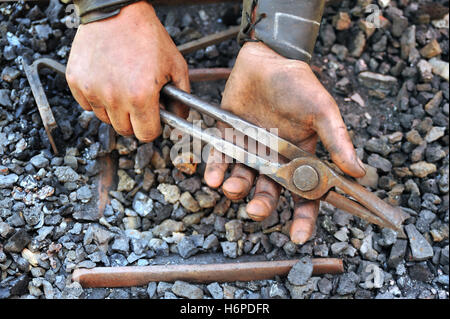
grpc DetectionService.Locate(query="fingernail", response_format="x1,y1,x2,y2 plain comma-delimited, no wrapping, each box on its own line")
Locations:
292,231,309,245
356,157,366,174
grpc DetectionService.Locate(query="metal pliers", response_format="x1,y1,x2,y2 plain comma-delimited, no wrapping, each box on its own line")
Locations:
160,85,409,232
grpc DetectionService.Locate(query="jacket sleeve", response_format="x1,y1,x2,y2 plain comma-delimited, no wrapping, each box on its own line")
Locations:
238,0,326,64
73,0,144,24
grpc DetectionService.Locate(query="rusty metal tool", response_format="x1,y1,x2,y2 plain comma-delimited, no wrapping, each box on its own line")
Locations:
159,85,409,232
73,258,344,288
178,25,240,55
22,58,66,155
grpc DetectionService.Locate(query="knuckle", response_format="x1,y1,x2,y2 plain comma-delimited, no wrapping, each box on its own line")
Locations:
65,71,77,86
135,130,158,143
102,86,117,107
127,85,152,108
114,126,133,137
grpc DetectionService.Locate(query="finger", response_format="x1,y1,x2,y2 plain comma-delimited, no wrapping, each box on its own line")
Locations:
246,175,281,221
99,90,134,136
105,108,133,137
169,63,190,119
85,95,111,125
290,195,320,244
129,93,161,142
204,147,229,189
315,107,366,178
67,86,93,112
222,164,257,200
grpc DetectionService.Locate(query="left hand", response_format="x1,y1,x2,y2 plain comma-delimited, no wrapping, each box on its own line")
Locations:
204,42,366,244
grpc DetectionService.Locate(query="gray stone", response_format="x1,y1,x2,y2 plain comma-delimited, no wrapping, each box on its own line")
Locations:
225,220,243,242
178,177,201,193
30,154,49,169
360,233,378,261
440,245,449,265
405,224,434,261
148,238,169,256
400,25,416,59
331,242,349,255
207,282,223,299
221,241,238,259
157,282,173,295
98,123,116,153
269,282,289,299
1,66,20,82
425,127,446,143
135,143,154,170
334,227,349,242
318,278,333,295
0,90,12,107
64,155,78,170
379,228,397,247
409,264,433,282
0,174,18,188
179,192,200,213
54,166,79,183
83,224,114,247
195,190,218,208
365,138,392,157
152,219,184,238
147,282,157,298
203,234,219,250
336,272,360,295
287,257,314,286
358,72,398,95
171,281,203,299
117,169,135,192
367,154,392,173
157,184,180,204
112,236,130,254
76,186,92,203
132,192,154,217
416,210,436,233
269,232,290,248
4,229,31,253
177,236,198,258
0,221,13,238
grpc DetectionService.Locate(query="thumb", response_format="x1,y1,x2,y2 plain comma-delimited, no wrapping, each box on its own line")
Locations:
315,108,366,178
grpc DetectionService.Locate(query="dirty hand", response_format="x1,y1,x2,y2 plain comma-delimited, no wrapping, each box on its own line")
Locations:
204,42,366,244
66,1,189,142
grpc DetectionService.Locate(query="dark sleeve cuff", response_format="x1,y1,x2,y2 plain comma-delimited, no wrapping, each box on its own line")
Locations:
73,0,144,24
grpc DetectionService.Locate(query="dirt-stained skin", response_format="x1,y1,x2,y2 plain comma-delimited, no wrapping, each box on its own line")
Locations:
204,42,366,244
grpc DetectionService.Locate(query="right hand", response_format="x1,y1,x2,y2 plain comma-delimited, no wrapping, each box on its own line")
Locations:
66,1,190,142
204,42,367,244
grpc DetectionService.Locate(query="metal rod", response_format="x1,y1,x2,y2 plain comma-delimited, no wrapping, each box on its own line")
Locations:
72,258,344,288
189,68,232,82
178,26,240,55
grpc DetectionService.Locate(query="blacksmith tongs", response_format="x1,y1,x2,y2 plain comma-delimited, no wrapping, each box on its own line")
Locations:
160,85,409,233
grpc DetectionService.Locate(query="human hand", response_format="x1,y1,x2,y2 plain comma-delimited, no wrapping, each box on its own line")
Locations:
204,42,366,244
66,1,190,142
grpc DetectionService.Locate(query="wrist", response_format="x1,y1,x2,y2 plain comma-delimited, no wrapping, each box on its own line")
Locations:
74,0,151,24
